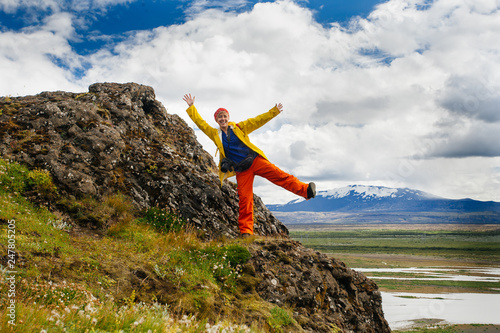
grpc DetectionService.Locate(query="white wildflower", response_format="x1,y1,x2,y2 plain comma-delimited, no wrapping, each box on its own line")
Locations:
85,303,96,313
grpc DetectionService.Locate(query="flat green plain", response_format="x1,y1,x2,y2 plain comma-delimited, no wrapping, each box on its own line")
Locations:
289,225,500,293
290,225,500,262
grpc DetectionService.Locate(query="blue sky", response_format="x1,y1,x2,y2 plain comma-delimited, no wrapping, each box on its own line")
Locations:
0,0,386,56
1,0,500,204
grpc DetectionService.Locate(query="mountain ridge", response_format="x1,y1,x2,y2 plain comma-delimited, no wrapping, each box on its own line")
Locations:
268,185,500,214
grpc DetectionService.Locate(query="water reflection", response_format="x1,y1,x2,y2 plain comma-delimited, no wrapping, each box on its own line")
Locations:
358,267,500,330
381,292,500,330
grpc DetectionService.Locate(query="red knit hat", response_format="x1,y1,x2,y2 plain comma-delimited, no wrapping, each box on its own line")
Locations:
214,108,229,120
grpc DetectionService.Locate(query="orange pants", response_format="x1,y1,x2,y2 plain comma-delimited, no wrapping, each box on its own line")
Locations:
236,156,309,235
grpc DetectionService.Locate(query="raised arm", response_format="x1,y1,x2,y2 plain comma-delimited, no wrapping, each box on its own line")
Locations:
237,103,282,134
183,93,218,139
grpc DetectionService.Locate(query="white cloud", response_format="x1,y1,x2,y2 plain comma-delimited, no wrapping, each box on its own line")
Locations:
438,75,500,123
0,0,134,12
0,12,84,95
186,0,251,16
1,0,499,203
0,0,59,13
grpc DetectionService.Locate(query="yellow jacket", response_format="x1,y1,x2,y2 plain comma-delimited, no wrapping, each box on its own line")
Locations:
186,104,281,184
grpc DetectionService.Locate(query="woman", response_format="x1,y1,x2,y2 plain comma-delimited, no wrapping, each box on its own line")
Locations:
183,93,315,237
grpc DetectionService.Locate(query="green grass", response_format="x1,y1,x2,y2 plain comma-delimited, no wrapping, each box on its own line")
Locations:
267,307,297,333
140,206,187,233
374,277,500,292
0,158,296,332
290,229,500,262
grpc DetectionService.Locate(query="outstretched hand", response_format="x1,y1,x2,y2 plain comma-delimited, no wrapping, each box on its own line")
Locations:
183,93,195,106
275,103,283,112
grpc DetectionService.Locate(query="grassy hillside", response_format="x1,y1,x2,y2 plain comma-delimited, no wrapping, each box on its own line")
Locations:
0,158,299,332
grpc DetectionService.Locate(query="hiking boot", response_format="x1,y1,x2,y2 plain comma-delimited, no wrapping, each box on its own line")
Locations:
307,182,316,199
240,233,252,238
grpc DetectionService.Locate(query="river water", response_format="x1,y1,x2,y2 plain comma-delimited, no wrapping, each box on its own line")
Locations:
354,267,500,330
381,292,500,330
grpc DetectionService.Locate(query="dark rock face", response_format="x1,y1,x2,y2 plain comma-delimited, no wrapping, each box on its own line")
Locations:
0,82,286,238
248,239,390,333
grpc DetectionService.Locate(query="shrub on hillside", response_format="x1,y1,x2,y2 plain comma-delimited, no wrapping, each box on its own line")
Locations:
141,207,186,233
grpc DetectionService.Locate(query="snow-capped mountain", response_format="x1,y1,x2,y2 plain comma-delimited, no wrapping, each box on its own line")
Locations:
267,185,500,213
